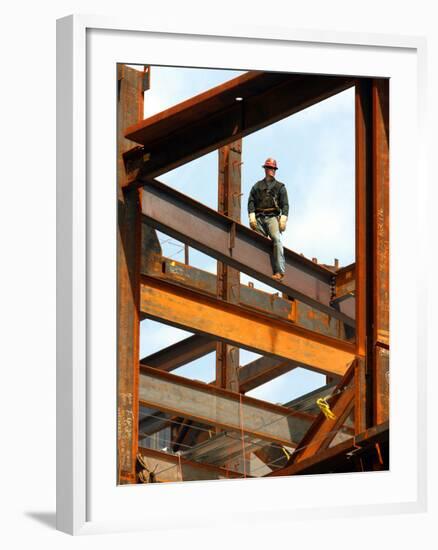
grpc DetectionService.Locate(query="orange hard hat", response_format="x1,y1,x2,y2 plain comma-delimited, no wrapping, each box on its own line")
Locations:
262,158,278,170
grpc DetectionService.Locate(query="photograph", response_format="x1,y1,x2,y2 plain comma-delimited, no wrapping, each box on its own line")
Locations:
117,63,389,485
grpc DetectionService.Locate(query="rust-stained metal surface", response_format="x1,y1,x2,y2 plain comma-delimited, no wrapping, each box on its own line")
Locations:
333,263,356,320
141,178,354,326
238,356,299,394
117,64,149,187
295,300,351,340
117,65,145,483
285,363,355,465
140,222,162,276
354,356,367,435
354,78,390,431
267,421,389,476
335,263,355,298
216,140,242,391
123,72,355,184
156,257,295,319
140,334,215,372
140,274,355,377
372,79,390,425
373,346,389,424
145,256,353,340
139,365,314,447
137,357,333,442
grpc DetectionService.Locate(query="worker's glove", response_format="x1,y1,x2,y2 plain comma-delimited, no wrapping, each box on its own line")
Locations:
279,215,288,233
249,212,257,230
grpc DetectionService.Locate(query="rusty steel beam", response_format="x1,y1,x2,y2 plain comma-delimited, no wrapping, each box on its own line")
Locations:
254,381,350,471
125,72,287,148
123,72,355,183
295,299,351,340
216,140,242,391
117,64,149,187
157,257,294,320
137,447,245,482
353,78,390,431
140,222,162,276
354,356,367,435
138,355,321,439
146,256,352,341
267,422,389,476
373,346,389,424
117,64,145,483
371,79,390,425
333,263,356,321
140,275,355,377
140,334,216,372
141,178,354,327
138,375,340,440
139,365,315,447
141,360,336,437
285,363,355,466
238,356,299,394
335,263,355,300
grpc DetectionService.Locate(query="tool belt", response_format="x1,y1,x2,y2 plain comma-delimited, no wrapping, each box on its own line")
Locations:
256,207,280,215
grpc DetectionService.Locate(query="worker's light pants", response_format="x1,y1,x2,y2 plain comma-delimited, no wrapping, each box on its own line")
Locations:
255,214,285,275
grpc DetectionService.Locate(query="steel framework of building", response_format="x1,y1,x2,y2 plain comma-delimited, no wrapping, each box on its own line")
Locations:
117,64,389,484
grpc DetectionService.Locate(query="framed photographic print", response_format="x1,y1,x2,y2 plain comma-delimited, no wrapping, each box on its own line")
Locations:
56,15,427,535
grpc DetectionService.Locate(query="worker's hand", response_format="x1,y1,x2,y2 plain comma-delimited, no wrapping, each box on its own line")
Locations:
279,215,288,233
249,212,257,230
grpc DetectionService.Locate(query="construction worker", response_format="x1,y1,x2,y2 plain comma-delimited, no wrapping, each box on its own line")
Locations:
247,158,289,280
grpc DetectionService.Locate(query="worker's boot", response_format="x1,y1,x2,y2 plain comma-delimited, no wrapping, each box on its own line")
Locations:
272,272,284,281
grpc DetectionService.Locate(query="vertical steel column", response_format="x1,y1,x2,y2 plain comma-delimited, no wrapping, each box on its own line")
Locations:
355,78,389,433
117,65,148,483
371,79,390,425
216,140,242,392
354,80,373,433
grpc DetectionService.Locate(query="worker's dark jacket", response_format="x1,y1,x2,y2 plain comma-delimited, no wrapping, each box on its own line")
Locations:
247,177,289,217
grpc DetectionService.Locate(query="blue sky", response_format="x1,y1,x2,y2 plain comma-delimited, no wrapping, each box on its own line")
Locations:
139,65,355,403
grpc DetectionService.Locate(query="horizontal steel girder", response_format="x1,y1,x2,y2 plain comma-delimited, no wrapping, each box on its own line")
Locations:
138,379,344,440
146,256,353,340
238,356,298,393
140,275,355,377
141,345,300,393
124,72,355,181
139,365,314,447
140,334,216,372
139,361,307,439
138,355,319,439
141,179,354,327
